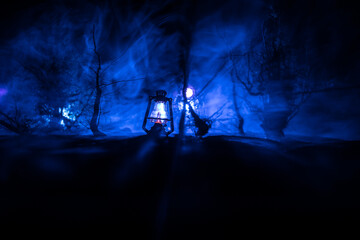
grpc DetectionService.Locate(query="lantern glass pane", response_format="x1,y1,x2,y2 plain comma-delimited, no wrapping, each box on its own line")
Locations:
149,101,169,124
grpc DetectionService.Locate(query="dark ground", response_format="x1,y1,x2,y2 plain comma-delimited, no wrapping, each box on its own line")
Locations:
0,135,359,237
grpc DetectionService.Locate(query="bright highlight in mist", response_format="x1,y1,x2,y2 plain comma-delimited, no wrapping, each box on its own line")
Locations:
186,87,194,98
0,88,7,97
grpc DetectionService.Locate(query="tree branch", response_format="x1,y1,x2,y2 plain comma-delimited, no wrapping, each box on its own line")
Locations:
99,78,145,88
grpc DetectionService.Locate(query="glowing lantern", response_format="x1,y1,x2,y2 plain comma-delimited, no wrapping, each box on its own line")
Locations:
143,90,174,135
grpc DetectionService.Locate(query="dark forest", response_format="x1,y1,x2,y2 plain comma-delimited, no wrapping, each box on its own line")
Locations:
0,0,359,237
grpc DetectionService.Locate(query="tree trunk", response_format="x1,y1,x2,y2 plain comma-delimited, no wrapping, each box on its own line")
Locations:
177,2,194,139
231,70,245,135
90,85,105,136
261,109,288,139
90,25,106,137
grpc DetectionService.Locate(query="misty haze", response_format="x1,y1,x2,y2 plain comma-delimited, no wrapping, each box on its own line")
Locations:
0,0,359,237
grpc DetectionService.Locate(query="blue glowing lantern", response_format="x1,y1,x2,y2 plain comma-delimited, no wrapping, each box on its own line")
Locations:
143,90,174,135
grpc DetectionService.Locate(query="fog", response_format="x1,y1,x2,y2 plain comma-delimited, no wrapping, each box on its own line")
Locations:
0,0,359,140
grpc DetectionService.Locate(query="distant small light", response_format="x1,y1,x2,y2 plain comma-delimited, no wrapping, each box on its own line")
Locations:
186,88,194,98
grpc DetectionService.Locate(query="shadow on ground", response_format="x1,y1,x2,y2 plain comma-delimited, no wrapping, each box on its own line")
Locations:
0,135,359,237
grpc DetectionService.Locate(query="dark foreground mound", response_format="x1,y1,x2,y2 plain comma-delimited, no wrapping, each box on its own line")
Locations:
0,135,359,237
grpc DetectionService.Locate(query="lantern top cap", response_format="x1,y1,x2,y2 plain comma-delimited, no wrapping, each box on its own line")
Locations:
156,90,167,97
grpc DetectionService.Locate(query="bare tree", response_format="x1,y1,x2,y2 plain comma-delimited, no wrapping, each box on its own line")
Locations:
89,25,106,137
0,107,33,134
217,28,263,136
221,5,316,138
